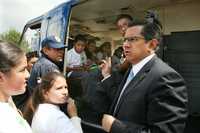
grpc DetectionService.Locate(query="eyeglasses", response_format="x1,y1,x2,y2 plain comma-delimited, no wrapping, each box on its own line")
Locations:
123,36,145,43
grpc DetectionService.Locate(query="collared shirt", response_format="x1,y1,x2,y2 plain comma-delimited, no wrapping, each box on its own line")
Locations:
113,53,155,115
32,103,82,133
130,53,155,77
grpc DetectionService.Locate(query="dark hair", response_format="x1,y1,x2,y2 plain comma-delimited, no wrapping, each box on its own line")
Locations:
115,14,133,24
87,39,96,45
23,71,65,124
128,15,162,44
0,40,25,73
26,51,39,62
74,34,87,44
114,47,123,57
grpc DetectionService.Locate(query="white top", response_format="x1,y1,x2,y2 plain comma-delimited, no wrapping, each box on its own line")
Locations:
66,48,87,68
31,103,82,133
0,102,32,133
66,48,87,77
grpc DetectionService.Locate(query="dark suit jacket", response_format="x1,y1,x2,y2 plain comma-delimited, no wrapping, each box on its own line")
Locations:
109,56,188,133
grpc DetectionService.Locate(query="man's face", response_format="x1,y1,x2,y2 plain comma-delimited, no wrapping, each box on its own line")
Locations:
117,18,130,37
74,40,86,53
123,26,151,64
45,47,64,62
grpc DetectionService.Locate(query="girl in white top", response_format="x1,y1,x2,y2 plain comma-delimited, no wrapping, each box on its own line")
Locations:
24,72,83,133
0,40,32,133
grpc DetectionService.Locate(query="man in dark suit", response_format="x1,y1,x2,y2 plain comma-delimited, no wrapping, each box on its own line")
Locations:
101,19,188,133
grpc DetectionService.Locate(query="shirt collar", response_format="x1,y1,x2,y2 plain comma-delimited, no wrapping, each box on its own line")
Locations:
39,103,60,110
131,53,155,76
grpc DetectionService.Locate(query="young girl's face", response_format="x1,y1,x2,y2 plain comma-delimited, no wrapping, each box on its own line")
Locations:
0,55,29,100
44,76,68,104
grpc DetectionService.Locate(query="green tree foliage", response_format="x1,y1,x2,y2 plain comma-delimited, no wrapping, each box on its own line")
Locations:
0,29,30,52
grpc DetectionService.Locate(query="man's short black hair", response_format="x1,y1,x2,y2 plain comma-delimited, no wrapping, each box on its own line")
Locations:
128,19,162,44
115,14,133,24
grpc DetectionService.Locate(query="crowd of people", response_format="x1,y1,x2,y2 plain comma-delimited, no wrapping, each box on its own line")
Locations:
0,12,188,133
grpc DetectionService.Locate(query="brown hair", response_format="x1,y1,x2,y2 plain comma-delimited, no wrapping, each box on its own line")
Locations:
23,71,65,124
0,40,25,73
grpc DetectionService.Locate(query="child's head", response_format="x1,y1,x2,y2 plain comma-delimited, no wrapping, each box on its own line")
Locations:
73,34,87,53
32,72,68,108
0,40,29,101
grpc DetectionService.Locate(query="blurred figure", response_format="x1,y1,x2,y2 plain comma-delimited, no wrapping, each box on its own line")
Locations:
96,42,111,62
26,51,38,72
116,14,133,37
66,34,88,78
85,39,98,65
0,40,32,133
24,72,82,133
111,47,123,71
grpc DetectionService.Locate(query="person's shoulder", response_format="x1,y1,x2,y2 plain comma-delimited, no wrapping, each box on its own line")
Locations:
152,57,182,78
37,104,64,117
32,57,47,67
67,48,75,54
0,103,10,114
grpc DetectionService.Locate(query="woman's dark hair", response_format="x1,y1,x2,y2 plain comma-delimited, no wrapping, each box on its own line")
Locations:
23,71,65,124
26,51,39,62
0,40,25,73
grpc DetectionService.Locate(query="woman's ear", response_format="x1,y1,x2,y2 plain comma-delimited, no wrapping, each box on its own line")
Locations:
42,89,49,101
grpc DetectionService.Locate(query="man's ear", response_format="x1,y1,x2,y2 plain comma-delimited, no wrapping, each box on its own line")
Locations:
0,72,5,82
147,39,158,53
42,47,49,55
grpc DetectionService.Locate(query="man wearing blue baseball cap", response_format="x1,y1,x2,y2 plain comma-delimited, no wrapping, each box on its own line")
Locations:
28,36,66,91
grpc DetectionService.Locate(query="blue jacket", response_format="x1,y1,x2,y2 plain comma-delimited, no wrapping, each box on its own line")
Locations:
28,55,60,91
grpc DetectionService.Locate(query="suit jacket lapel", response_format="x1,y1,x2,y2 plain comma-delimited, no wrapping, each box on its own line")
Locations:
113,56,158,115
109,67,132,114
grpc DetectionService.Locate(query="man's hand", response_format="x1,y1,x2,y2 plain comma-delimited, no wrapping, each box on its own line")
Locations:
102,114,115,132
99,57,111,78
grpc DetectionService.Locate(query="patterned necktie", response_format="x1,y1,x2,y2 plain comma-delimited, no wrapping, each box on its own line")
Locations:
113,70,134,115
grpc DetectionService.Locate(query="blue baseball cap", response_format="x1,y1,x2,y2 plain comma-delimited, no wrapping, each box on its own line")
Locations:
41,36,67,49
